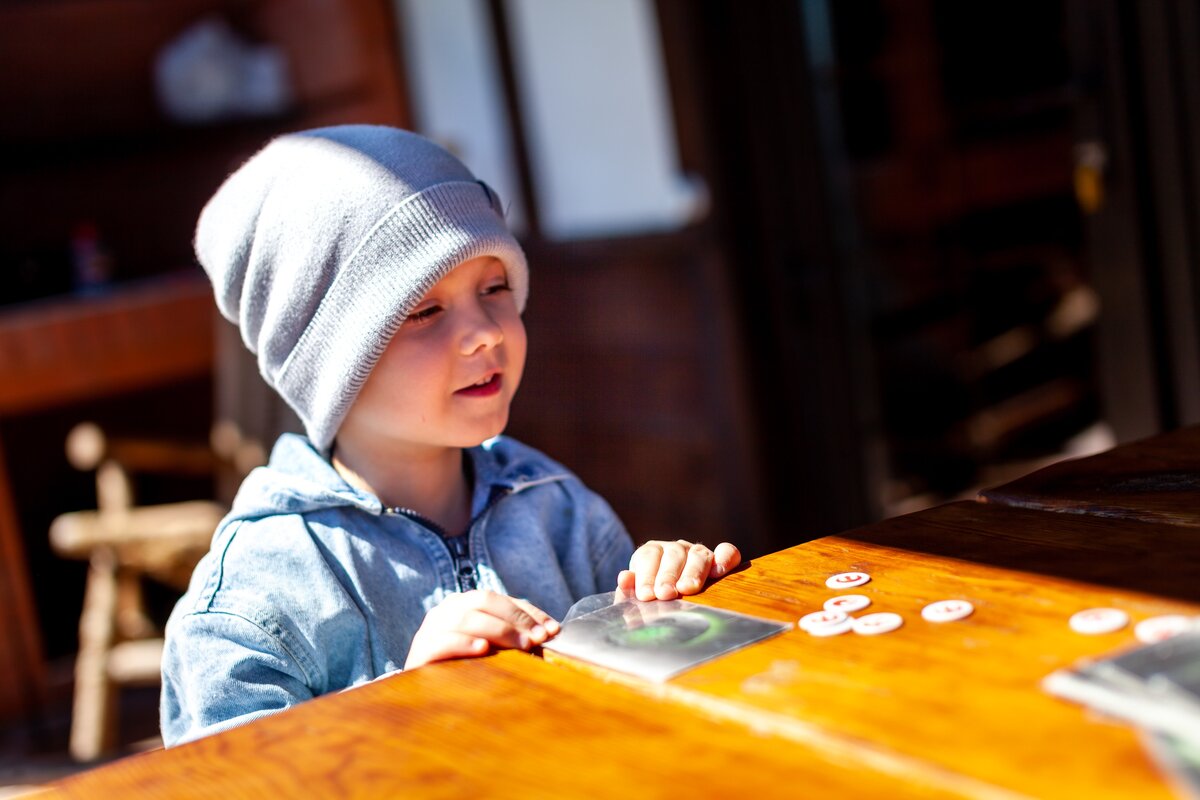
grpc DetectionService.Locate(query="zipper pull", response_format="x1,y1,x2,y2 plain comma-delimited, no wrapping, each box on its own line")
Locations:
446,534,477,591
457,565,478,592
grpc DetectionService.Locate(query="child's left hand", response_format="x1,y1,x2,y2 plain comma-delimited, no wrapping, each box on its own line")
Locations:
616,540,741,601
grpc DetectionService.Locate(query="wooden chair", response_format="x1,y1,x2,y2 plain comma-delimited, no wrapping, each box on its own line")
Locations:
48,421,263,761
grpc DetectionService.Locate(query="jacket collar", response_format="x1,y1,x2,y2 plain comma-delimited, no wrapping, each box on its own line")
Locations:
235,433,571,520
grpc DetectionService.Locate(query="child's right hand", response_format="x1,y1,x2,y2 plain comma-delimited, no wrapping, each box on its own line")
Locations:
404,590,560,669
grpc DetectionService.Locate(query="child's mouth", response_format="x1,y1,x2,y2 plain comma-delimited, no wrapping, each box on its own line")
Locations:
456,373,502,397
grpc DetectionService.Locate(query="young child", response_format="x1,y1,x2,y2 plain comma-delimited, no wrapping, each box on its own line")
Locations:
161,125,741,745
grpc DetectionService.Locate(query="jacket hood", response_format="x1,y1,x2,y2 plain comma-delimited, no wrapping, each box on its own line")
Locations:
225,433,573,524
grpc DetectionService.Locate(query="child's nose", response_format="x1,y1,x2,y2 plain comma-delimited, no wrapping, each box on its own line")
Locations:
458,305,504,355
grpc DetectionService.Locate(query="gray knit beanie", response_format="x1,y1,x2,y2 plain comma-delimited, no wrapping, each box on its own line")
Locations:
195,125,529,451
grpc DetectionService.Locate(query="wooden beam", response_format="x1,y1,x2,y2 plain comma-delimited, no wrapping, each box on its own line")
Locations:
0,274,214,416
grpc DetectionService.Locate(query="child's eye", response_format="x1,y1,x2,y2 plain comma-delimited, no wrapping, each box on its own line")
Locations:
483,282,511,296
407,305,442,324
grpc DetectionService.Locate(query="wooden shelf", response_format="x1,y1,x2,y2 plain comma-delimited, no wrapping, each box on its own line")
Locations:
0,273,215,416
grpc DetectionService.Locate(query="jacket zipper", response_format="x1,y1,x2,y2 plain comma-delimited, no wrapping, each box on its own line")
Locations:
388,485,512,593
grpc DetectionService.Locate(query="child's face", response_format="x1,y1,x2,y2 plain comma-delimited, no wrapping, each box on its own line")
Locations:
337,255,527,454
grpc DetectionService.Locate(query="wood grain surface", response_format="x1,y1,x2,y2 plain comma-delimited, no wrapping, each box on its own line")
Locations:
979,424,1200,526
37,649,963,800
550,501,1197,799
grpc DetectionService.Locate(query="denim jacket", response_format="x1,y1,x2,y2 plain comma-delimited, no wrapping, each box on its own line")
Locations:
160,433,633,745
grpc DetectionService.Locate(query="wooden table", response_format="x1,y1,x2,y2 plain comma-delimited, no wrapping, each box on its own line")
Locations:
38,426,1200,798
643,501,1198,799
979,423,1200,526
40,650,967,800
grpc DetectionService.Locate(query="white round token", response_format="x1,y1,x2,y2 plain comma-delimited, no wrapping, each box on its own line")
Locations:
808,617,854,637
1134,615,1194,643
826,572,871,589
1069,608,1129,635
800,609,850,631
853,612,903,636
921,599,974,623
824,594,872,614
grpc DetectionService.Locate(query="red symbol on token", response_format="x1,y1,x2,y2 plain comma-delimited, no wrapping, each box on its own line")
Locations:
836,574,861,583
831,599,848,606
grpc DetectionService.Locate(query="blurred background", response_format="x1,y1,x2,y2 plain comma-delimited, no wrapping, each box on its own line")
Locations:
2,0,1198,785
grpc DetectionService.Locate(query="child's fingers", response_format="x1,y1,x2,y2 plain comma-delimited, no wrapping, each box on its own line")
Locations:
464,590,553,645
676,543,714,595
616,569,636,592
452,605,546,651
510,597,560,638
711,542,742,578
629,542,665,601
651,540,692,600
614,580,637,603
629,540,738,600
405,591,561,670
439,607,522,649
463,589,536,628
405,630,488,669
